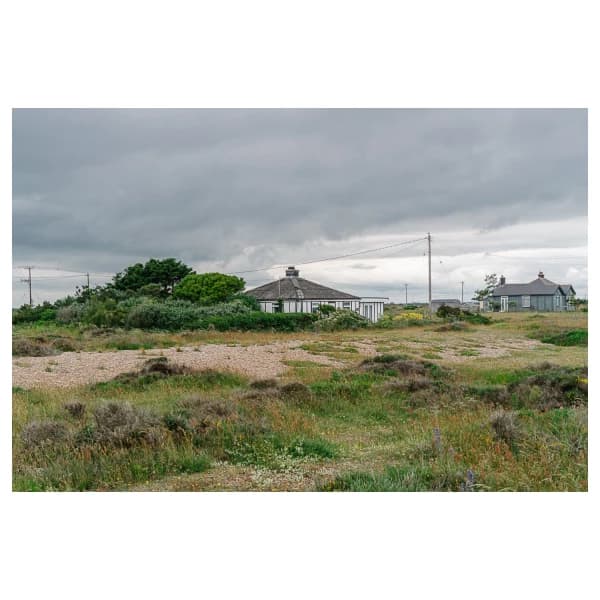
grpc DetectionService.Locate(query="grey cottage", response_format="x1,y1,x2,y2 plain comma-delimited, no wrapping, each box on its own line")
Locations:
490,271,576,312
245,266,387,322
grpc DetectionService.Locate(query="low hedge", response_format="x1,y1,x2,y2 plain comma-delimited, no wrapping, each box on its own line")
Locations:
196,312,318,332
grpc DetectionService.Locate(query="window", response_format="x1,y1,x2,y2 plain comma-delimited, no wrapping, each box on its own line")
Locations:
311,302,321,313
522,295,530,308
273,302,282,313
342,301,351,309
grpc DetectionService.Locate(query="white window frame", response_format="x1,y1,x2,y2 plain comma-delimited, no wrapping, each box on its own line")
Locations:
342,301,351,309
522,295,530,308
500,296,509,312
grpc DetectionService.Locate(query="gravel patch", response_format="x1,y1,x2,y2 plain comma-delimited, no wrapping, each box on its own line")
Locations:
12,341,343,389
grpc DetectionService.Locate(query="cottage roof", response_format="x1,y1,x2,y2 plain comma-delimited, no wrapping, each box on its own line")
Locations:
246,268,360,301
491,273,575,297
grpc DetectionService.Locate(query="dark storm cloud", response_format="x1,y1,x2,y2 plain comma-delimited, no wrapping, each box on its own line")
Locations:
12,108,587,302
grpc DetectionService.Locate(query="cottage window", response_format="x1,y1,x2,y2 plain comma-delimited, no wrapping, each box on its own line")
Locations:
522,295,530,308
342,301,351,309
311,302,321,313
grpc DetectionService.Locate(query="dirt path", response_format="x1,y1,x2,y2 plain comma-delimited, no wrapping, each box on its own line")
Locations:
12,341,345,389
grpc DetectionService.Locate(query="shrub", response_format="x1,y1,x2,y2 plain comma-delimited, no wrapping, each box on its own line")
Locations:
507,365,587,410
490,410,521,447
380,375,433,394
12,303,57,324
435,305,491,325
540,329,587,347
249,378,279,389
314,310,369,332
466,384,510,407
52,337,78,352
56,303,87,324
360,354,425,376
393,311,424,321
63,401,86,419
124,300,200,330
316,304,336,316
204,312,318,332
12,337,59,357
173,273,245,305
436,305,462,319
21,420,70,448
435,321,469,332
91,402,163,447
229,293,261,311
279,381,312,404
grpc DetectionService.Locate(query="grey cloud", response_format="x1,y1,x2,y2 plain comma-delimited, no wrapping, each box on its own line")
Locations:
12,108,587,304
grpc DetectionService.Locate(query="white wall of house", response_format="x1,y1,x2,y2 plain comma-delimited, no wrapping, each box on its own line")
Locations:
257,298,386,322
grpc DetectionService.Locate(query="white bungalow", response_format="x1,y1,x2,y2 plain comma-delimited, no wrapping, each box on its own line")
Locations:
245,266,387,322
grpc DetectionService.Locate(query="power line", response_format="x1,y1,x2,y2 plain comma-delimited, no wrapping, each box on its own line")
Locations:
227,236,427,275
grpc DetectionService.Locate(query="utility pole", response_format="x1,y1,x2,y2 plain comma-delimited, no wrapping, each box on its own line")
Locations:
427,233,432,314
461,281,464,304
86,272,90,291
405,283,408,306
20,265,33,306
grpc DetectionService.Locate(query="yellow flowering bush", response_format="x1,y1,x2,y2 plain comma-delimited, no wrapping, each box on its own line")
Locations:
393,312,424,321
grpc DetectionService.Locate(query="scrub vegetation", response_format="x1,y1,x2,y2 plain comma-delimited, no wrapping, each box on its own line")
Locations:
13,309,587,491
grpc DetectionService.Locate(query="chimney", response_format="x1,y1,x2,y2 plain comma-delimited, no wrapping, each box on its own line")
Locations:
538,271,544,279
285,266,299,277
500,275,506,285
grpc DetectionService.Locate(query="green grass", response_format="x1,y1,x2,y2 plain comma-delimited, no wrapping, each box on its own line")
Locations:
13,311,588,491
540,329,587,347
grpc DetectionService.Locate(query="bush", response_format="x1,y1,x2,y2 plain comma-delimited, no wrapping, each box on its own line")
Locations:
540,329,587,347
63,401,86,419
490,410,521,447
508,365,587,410
91,402,164,447
12,303,57,324
124,299,254,330
173,272,245,305
313,310,368,332
229,293,261,311
21,420,70,448
249,378,279,389
436,305,462,319
56,303,87,324
436,305,491,324
279,382,312,404
202,312,318,332
12,337,59,357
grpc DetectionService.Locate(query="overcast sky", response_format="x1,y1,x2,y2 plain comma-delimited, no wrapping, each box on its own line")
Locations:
12,108,587,306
